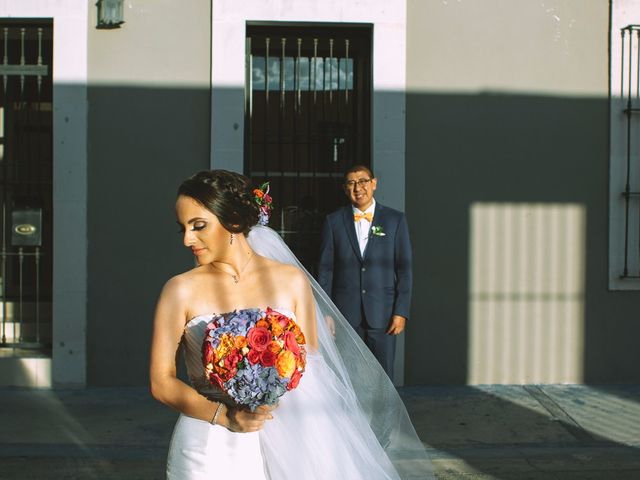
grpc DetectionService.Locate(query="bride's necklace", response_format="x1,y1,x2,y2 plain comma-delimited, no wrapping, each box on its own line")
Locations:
211,250,255,284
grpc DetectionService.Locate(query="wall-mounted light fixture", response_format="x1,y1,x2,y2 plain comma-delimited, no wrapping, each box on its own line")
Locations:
96,0,125,29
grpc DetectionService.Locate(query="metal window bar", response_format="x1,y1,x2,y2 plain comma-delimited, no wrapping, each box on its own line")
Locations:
245,25,371,274
0,22,53,351
620,25,640,279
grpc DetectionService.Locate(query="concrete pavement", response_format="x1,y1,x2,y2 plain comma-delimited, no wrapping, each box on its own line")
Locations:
0,384,639,479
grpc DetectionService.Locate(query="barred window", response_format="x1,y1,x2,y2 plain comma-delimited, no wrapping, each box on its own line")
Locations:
610,9,640,289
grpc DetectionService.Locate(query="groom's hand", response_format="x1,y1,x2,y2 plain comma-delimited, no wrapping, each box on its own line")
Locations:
386,315,406,335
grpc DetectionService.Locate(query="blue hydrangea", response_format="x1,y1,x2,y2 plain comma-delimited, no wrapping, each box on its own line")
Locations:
224,363,289,411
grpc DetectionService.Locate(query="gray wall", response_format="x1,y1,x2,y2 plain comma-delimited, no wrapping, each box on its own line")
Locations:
87,1,211,385
405,0,640,385
82,0,640,386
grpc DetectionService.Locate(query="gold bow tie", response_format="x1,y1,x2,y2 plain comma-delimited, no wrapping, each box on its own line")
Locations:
354,212,373,222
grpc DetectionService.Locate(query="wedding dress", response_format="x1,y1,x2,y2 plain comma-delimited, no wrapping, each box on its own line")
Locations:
166,226,435,480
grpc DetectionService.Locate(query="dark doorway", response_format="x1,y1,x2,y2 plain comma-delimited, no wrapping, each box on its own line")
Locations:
0,19,53,353
245,22,372,274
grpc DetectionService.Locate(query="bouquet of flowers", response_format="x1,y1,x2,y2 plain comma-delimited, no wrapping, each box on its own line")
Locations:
202,307,306,410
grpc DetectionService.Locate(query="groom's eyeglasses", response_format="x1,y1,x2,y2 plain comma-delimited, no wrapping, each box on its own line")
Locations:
344,178,372,189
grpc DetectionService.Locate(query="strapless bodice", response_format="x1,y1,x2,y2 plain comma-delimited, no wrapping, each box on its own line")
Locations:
182,307,296,399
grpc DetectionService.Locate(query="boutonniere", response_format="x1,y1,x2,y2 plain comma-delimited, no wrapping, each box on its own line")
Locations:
371,226,386,236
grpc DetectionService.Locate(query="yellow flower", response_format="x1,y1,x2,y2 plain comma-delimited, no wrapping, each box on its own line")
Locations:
275,350,296,378
215,334,235,358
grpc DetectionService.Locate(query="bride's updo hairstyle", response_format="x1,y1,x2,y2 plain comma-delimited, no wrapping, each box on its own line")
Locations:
178,170,260,235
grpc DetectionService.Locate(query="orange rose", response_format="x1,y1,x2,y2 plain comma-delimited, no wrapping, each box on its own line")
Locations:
256,319,269,329
287,368,302,391
268,341,282,355
234,336,248,349
270,324,284,337
275,350,296,378
253,189,264,198
283,331,300,356
266,308,290,326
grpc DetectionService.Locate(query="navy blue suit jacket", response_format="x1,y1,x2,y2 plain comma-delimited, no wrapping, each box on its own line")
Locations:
317,202,413,330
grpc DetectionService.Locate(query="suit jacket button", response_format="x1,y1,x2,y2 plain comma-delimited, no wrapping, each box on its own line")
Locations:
361,267,366,272
362,289,366,294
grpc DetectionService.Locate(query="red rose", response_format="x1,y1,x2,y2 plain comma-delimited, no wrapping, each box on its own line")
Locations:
247,349,261,364
260,350,278,367
224,348,243,370
247,326,271,352
210,373,225,389
220,367,237,381
287,369,302,391
283,331,300,356
260,349,277,367
202,342,215,365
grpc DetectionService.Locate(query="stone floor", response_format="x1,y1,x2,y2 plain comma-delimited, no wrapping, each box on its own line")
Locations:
0,384,639,479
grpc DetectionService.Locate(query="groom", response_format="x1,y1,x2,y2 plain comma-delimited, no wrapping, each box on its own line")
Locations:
317,165,412,381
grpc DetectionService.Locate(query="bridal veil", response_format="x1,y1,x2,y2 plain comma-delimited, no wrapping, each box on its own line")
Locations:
247,225,434,480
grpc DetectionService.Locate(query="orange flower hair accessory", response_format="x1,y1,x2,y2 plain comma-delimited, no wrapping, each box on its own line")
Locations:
253,182,273,226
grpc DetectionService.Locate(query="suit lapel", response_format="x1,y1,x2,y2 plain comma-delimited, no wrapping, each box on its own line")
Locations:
342,207,363,262
362,202,383,260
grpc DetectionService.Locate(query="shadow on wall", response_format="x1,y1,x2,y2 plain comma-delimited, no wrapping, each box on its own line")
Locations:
86,85,211,386
71,86,640,387
404,91,640,386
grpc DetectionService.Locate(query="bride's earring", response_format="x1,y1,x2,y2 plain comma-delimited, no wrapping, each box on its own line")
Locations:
230,233,235,245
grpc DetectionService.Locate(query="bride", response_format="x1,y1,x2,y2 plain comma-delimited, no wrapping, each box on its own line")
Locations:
150,170,434,479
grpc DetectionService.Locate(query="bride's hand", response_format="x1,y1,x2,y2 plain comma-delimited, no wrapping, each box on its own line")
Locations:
222,404,275,433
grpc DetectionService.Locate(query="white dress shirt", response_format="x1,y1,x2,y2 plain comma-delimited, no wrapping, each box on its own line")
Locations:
352,199,376,256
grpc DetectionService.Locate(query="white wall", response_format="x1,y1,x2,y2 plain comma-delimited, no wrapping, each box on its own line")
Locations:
407,0,607,97
0,0,89,386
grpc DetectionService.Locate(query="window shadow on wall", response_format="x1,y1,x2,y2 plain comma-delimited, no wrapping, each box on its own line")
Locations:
405,91,640,387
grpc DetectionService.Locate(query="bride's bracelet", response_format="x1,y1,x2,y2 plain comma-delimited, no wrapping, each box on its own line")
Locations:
210,402,224,426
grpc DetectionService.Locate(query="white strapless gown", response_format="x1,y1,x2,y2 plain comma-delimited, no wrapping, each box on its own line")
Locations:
167,308,401,480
